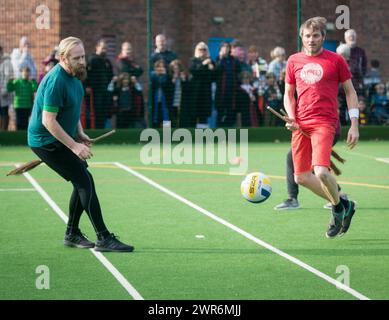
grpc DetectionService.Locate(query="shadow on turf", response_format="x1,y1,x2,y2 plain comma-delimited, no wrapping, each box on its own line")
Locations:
135,247,273,255
279,248,389,256
346,239,389,244
133,246,389,256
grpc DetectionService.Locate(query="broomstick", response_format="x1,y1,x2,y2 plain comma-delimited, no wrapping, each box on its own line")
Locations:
267,106,345,175
277,108,346,163
6,130,116,176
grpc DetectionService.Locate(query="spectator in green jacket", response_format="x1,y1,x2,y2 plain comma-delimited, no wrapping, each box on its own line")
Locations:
7,66,38,129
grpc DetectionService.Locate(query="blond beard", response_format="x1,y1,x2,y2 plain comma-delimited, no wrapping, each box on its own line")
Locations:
66,61,87,81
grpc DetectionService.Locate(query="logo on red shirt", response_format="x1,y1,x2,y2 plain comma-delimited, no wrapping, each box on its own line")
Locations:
300,63,323,84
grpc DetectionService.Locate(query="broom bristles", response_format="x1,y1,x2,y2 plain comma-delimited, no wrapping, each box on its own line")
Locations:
6,130,116,176
331,149,346,163
330,160,341,176
6,159,43,176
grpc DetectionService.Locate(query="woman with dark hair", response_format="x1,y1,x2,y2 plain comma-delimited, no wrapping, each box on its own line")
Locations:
167,59,188,128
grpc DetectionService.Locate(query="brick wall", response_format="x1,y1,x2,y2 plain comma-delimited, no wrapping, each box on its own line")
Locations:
1,0,388,82
349,0,389,79
60,0,148,71
0,0,60,78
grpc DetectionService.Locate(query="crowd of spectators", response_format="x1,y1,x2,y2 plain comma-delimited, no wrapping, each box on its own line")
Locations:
0,30,388,131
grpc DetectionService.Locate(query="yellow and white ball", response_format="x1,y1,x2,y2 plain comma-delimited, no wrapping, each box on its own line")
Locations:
241,172,272,203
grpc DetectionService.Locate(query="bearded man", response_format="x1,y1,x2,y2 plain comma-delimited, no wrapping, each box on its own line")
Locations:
28,37,134,252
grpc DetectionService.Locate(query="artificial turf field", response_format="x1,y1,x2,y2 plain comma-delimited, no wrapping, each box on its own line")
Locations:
0,140,388,300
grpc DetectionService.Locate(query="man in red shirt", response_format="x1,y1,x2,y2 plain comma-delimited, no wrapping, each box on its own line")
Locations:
284,17,359,238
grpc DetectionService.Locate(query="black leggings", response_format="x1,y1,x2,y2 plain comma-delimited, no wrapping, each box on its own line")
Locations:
31,141,108,235
16,108,31,130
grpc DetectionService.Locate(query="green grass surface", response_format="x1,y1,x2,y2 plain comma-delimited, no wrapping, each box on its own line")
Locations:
1,141,389,300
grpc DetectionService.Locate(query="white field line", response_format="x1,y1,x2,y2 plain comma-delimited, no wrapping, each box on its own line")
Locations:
22,170,144,300
0,161,117,167
376,158,389,164
0,163,21,167
114,162,370,301
0,188,35,191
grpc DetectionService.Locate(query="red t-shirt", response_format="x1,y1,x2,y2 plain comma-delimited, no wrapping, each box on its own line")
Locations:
285,49,351,126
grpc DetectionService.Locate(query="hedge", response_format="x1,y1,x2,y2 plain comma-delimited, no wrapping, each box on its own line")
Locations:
1,126,388,146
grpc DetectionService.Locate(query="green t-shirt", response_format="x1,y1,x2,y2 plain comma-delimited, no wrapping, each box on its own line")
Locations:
7,79,38,109
28,64,84,147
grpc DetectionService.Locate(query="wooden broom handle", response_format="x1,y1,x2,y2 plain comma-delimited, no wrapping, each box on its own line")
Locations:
266,106,309,137
90,129,116,143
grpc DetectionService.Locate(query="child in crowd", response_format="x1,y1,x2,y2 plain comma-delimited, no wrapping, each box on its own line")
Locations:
370,83,389,124
151,59,169,127
358,96,369,126
112,72,132,128
110,72,144,129
236,70,259,127
263,72,283,126
364,59,381,97
7,66,38,129
168,59,187,128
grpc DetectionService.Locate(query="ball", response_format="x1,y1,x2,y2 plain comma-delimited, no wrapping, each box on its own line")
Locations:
241,172,272,203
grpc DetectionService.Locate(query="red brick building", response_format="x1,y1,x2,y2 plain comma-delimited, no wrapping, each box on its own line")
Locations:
1,0,388,82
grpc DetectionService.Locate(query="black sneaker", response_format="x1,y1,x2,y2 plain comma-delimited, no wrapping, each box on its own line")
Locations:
339,200,356,237
64,229,95,249
95,233,134,252
324,194,349,210
326,207,345,238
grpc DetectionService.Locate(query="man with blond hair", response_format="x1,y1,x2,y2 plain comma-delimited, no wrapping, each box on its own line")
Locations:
284,17,359,238
28,37,134,252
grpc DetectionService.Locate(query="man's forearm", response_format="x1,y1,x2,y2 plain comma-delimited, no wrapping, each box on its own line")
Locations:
350,117,359,128
284,95,296,119
77,121,84,135
345,89,360,128
346,94,359,112
43,118,76,149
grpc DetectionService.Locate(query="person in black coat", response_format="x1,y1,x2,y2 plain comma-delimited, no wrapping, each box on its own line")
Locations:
151,34,178,69
116,42,143,77
85,39,114,128
215,42,241,127
187,42,215,128
116,42,145,128
166,59,189,128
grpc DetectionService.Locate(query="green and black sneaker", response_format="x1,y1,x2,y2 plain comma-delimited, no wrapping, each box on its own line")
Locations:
326,207,345,239
339,200,356,237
